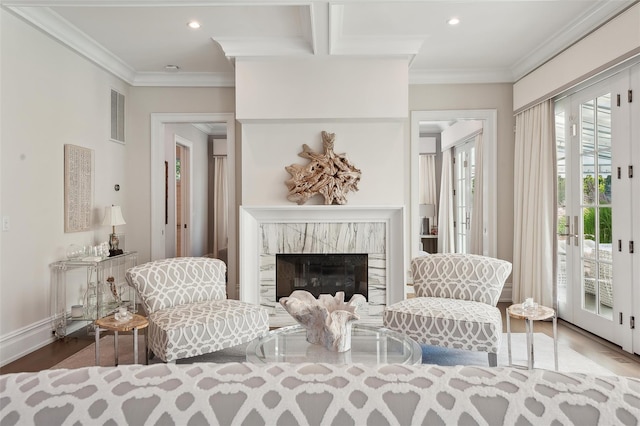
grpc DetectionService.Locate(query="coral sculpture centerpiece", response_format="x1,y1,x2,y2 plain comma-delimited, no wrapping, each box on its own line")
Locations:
280,290,366,352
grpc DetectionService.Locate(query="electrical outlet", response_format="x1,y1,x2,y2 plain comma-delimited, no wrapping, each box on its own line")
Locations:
2,216,9,231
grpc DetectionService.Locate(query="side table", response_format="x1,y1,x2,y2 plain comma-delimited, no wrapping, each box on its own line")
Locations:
506,303,558,371
95,313,149,366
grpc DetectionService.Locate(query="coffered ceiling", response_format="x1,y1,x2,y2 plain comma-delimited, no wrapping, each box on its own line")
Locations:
4,0,635,87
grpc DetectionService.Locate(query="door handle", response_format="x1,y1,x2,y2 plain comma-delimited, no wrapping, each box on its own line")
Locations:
557,215,579,245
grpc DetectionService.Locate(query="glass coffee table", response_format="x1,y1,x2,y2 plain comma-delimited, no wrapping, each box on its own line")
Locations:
246,323,422,365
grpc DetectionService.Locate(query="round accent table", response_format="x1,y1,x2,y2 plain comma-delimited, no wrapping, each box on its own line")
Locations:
506,303,558,370
94,313,149,366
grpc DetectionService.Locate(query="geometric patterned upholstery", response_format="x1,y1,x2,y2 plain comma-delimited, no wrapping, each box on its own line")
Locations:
384,254,512,366
126,257,269,363
3,363,639,425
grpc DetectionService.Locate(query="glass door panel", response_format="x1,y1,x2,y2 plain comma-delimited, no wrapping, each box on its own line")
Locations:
454,141,474,254
579,94,613,320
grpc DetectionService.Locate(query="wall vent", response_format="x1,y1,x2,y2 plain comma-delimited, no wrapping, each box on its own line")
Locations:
110,89,125,143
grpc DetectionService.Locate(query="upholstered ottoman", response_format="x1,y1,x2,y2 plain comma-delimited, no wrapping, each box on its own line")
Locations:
148,299,269,362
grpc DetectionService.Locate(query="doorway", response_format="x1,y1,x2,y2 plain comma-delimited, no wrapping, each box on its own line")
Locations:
150,113,237,298
554,64,639,353
411,110,497,260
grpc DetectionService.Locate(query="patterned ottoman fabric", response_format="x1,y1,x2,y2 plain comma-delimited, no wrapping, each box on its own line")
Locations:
149,299,269,362
383,297,502,353
2,362,639,426
126,257,269,363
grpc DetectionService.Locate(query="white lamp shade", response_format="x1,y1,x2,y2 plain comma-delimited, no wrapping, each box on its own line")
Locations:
419,203,436,217
103,205,126,227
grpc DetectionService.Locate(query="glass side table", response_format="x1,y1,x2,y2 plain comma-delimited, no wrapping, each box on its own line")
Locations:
50,252,138,338
246,323,422,365
506,303,558,370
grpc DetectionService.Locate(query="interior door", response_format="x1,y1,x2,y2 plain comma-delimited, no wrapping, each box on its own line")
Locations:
555,72,633,349
454,140,475,254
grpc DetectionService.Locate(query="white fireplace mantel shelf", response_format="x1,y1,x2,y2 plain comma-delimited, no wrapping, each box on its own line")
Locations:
239,205,406,310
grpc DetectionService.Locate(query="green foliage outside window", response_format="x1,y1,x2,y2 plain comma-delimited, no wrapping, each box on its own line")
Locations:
557,174,612,243
583,207,612,243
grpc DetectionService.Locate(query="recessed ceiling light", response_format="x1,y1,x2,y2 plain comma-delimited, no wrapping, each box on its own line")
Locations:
187,21,201,29
447,17,460,26
164,65,180,72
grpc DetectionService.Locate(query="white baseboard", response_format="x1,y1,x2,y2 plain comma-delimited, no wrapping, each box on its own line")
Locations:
0,316,86,367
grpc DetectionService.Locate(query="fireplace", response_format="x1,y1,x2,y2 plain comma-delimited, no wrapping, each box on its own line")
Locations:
239,205,405,327
276,253,368,301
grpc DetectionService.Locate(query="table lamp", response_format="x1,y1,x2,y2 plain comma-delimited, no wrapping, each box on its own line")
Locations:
419,203,435,236
103,205,126,256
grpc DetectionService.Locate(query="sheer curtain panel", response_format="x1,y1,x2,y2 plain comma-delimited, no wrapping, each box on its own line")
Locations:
419,154,438,226
213,157,228,262
513,100,556,308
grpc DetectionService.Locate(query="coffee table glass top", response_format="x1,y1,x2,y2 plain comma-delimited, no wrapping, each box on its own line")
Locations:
246,323,422,365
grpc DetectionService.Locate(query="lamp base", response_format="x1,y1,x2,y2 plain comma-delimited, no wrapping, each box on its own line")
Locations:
108,249,124,257
421,217,430,236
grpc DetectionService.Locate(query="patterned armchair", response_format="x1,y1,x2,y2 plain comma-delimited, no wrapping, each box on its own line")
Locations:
383,254,512,366
126,257,269,363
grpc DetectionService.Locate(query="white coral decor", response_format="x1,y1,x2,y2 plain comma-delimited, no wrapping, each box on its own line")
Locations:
280,290,367,352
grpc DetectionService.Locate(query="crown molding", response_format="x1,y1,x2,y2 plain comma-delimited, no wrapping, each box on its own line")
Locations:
213,36,314,58
510,1,633,81
409,68,515,85
191,122,228,136
8,6,137,84
132,72,235,87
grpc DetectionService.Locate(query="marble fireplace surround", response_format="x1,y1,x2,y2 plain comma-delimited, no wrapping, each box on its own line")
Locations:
239,206,405,326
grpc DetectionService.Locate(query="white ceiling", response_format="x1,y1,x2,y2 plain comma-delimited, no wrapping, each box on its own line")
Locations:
5,0,635,88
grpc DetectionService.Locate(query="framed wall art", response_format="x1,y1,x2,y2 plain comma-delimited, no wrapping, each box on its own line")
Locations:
64,144,94,232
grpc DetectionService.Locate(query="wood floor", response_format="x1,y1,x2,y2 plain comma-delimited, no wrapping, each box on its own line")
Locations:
2,302,640,377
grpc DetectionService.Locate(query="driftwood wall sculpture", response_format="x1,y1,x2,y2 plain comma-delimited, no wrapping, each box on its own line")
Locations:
285,131,362,205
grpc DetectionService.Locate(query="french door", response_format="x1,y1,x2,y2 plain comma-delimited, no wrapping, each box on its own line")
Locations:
454,140,475,254
555,64,639,352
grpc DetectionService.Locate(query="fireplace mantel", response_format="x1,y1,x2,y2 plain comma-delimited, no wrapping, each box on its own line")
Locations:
239,205,405,314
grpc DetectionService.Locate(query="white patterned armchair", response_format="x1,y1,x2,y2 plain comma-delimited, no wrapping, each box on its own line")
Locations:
383,254,512,366
125,257,269,363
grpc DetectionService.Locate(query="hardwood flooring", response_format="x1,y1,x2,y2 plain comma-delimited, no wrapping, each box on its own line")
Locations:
2,302,640,377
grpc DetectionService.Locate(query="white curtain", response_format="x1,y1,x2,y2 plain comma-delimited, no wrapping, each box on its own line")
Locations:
470,132,483,254
213,157,228,262
419,154,438,225
438,149,455,253
513,99,556,308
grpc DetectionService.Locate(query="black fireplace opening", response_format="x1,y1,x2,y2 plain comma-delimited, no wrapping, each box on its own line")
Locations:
276,253,368,302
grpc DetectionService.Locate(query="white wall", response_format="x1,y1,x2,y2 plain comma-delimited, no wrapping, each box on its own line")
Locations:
419,137,437,154
236,58,408,120
242,122,405,205
0,10,130,364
